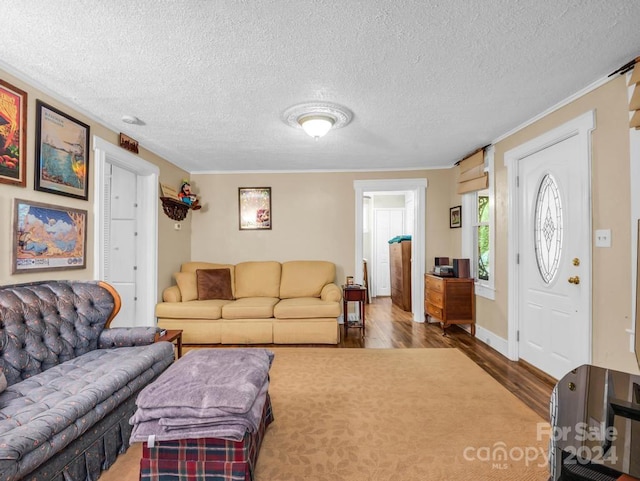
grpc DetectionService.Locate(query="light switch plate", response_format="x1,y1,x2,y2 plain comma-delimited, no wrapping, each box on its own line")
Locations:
595,229,611,247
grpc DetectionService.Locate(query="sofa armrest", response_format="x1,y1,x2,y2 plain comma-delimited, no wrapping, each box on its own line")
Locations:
163,285,182,302
321,283,342,302
98,327,158,348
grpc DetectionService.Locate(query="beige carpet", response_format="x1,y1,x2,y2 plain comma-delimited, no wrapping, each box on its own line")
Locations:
99,348,549,480
256,348,549,480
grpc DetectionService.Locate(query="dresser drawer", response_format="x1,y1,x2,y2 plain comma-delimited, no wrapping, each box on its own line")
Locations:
426,275,444,293
426,290,444,307
426,302,443,320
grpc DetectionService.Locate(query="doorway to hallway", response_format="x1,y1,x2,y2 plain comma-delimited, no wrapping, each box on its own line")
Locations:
354,178,427,323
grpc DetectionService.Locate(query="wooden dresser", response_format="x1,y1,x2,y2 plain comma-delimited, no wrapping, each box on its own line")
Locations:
424,273,475,335
390,240,411,311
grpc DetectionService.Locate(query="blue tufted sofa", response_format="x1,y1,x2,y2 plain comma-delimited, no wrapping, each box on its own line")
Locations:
0,280,175,481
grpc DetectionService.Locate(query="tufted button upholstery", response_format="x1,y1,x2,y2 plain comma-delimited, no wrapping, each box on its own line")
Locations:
0,342,174,479
0,280,175,481
0,282,115,387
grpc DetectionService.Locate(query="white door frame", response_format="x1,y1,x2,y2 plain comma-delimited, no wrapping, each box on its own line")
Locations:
93,136,159,327
354,178,427,323
504,111,595,362
628,70,640,352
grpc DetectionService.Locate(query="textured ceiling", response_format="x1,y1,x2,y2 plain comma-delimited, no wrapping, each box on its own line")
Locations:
1,1,639,173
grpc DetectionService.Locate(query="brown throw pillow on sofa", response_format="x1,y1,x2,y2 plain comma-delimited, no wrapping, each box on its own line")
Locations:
196,268,234,300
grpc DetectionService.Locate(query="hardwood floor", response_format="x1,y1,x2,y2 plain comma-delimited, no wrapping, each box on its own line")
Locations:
184,296,555,419
341,297,556,420
195,297,556,419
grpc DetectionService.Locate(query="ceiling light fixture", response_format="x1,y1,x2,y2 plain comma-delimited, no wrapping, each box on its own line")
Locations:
299,115,335,139
283,102,353,141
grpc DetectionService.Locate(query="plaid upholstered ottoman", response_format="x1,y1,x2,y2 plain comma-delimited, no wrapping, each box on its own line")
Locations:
139,393,274,481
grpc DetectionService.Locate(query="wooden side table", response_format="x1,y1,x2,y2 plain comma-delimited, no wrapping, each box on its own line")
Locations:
156,329,183,358
342,285,366,338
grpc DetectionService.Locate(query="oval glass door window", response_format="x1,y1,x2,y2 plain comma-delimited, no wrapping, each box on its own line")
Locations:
534,174,563,284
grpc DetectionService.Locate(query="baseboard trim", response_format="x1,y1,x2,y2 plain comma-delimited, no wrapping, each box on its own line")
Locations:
458,324,509,357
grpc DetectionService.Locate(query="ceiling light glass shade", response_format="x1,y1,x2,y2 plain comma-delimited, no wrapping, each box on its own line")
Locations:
283,102,353,140
299,115,335,139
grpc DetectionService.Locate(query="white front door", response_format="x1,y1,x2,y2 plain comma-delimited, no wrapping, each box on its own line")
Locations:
517,133,591,380
373,208,405,296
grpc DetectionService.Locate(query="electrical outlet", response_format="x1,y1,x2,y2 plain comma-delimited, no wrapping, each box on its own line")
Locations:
595,229,611,247
174,222,182,231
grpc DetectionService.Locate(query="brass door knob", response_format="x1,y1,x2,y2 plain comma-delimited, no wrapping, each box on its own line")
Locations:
568,276,580,285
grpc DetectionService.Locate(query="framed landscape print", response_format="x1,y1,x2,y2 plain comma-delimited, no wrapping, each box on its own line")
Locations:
450,205,462,228
35,100,90,200
239,187,271,230
12,199,87,273
0,79,27,187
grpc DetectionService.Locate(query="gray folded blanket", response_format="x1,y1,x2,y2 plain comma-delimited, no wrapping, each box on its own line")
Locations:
130,348,274,442
135,348,274,416
130,379,269,442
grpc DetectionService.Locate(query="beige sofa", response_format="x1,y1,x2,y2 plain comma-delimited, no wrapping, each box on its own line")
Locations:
156,260,342,344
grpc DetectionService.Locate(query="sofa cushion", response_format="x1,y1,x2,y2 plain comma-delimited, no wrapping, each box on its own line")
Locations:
279,261,336,299
156,299,230,320
222,298,280,319
182,262,236,297
234,261,281,299
0,343,174,479
274,297,341,319
174,272,198,302
196,268,234,300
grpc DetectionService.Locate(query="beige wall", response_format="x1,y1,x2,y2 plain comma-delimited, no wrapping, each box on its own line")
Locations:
190,169,456,285
372,194,405,209
0,68,190,299
485,75,638,374
8,61,636,373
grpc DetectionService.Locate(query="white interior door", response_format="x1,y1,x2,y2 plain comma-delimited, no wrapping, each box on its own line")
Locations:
105,164,138,327
517,133,591,379
373,208,404,296
93,136,158,328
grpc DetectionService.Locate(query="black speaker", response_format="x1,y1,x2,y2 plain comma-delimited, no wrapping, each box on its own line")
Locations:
453,258,470,278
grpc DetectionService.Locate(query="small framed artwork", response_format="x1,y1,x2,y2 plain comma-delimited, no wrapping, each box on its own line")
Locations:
450,205,462,229
0,79,28,187
12,198,87,273
239,187,271,230
35,100,90,200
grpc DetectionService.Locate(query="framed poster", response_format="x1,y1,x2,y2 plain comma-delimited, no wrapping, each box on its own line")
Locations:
35,100,90,200
450,205,461,228
12,199,87,273
0,79,27,187
239,187,271,230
